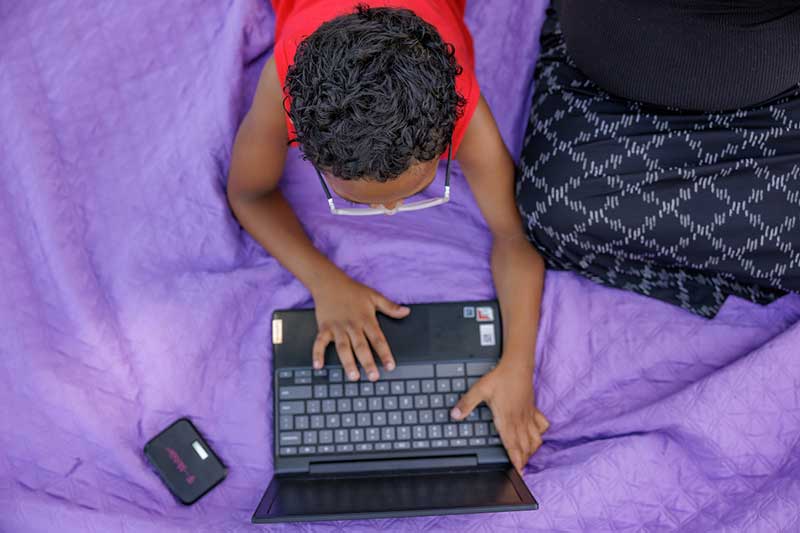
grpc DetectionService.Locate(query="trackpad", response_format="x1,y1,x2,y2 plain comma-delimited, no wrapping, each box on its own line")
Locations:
257,467,536,522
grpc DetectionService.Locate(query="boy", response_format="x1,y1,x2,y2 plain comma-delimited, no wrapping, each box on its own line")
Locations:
227,1,549,471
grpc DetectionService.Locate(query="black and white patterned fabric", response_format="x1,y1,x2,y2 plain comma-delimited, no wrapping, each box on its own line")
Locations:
517,7,800,318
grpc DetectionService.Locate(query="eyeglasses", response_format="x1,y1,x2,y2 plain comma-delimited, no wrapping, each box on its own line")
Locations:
314,144,453,216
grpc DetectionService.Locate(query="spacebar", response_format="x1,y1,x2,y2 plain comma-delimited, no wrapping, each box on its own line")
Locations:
375,364,435,380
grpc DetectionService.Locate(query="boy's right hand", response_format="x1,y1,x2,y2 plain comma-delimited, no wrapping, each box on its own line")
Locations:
311,274,410,382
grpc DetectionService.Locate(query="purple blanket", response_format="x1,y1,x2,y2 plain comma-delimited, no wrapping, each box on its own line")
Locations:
2,1,800,531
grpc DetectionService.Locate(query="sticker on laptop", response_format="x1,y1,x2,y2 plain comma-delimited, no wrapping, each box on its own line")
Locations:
463,306,475,319
476,307,494,322
479,323,496,346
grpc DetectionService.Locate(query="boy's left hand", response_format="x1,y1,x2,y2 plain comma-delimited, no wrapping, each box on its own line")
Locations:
450,360,549,473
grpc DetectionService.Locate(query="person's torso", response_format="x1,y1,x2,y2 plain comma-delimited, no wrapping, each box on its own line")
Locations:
558,0,800,110
271,0,478,154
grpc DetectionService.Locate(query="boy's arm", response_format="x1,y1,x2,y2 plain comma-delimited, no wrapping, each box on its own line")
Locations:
227,58,407,382
451,95,550,472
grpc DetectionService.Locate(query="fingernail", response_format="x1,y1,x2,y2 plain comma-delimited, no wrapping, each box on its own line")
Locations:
369,371,379,381
348,371,359,381
313,360,322,369
386,361,395,371
451,407,462,419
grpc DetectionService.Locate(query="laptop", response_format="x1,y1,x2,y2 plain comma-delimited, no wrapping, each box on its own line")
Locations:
252,299,539,523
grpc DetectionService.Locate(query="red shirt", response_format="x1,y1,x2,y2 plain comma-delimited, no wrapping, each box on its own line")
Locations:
271,0,479,156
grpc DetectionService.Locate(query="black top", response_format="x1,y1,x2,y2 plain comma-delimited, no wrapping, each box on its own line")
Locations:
558,0,800,111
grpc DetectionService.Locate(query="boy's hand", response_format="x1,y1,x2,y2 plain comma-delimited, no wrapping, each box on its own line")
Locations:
311,274,410,381
451,360,549,473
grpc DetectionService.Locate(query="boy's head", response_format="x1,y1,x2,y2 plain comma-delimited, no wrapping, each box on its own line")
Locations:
285,4,466,207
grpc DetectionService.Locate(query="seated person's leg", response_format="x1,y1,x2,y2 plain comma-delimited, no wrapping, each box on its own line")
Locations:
517,7,800,317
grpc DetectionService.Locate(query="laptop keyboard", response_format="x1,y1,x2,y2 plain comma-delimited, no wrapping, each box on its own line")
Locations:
276,361,501,456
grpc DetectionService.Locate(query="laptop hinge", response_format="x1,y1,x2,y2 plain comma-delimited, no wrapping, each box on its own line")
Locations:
308,455,477,475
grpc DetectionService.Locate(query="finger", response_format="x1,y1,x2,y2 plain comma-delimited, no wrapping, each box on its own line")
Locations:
451,381,485,420
534,410,550,434
364,323,396,371
333,328,359,381
312,329,333,369
372,294,410,319
346,327,380,381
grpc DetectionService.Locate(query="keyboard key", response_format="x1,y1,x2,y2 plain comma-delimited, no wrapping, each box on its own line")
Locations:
372,412,387,426
393,442,411,450
279,401,304,415
329,368,343,382
436,363,465,378
279,432,301,446
294,376,312,385
353,398,367,412
360,383,374,396
428,425,442,439
306,400,321,414
479,407,493,421
459,423,473,437
329,384,343,398
432,439,448,448
391,382,405,395
350,428,364,442
335,429,349,443
403,411,418,424
419,410,433,423
294,415,309,430
382,427,395,441
406,380,420,393
279,446,297,455
368,397,383,411
400,396,413,409
384,396,398,410
388,411,402,425
381,364,435,380
430,395,444,408
397,426,410,440
376,442,392,451
337,399,352,412
336,444,354,453
412,441,430,449
357,413,371,427
469,438,487,447
342,414,355,427
345,384,359,397
475,423,488,436
490,423,498,436
466,410,479,422
313,385,328,398
356,443,373,452
466,362,493,376
325,414,340,428
452,378,467,392
375,382,390,395
422,379,435,393
413,425,427,439
434,409,448,422
445,394,458,407
303,431,317,445
414,396,429,409
311,415,325,429
295,370,312,378
444,424,457,438
488,437,501,445
279,415,293,430
299,446,316,454
450,438,468,447
319,430,333,444
319,445,335,453
436,379,451,393
366,428,380,441
313,369,328,377
322,399,336,413
278,370,292,379
467,377,479,388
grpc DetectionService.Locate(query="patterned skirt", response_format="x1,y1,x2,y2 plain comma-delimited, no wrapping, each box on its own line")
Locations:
517,7,800,318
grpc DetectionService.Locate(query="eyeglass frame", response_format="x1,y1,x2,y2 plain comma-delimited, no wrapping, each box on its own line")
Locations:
313,144,453,216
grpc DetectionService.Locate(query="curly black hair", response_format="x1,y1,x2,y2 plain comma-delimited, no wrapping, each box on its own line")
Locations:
284,4,466,182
